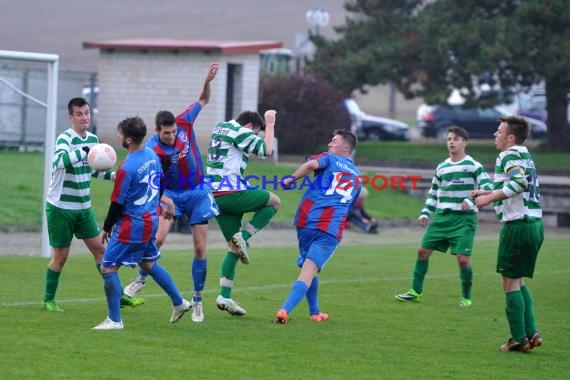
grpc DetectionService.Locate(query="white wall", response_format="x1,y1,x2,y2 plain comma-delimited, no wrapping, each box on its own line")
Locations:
95,50,261,150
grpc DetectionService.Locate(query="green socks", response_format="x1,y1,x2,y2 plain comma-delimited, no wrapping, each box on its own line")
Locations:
412,258,429,293
220,206,277,298
44,264,102,303
243,206,277,240
44,267,61,302
220,252,239,298
459,266,473,299
520,285,538,336
505,290,526,342
412,260,472,300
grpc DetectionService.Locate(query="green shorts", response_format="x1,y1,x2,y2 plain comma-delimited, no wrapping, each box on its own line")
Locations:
421,212,477,255
214,190,271,241
497,219,544,278
46,203,100,248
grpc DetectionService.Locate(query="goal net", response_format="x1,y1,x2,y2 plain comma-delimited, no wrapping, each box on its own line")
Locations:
0,50,59,257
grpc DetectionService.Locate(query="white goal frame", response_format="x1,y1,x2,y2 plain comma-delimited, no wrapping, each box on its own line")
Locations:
0,50,59,257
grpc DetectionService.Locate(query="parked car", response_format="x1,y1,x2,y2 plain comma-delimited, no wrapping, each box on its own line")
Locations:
517,92,548,123
343,99,410,141
499,91,548,123
418,105,547,140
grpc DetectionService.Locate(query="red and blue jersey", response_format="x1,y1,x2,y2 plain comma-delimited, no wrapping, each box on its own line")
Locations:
110,147,163,243
294,152,361,241
146,102,203,192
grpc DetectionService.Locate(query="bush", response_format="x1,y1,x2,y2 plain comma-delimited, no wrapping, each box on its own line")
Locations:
259,74,350,155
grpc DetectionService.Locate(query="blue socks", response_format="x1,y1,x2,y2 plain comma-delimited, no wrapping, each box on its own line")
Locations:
148,264,183,306
192,258,207,299
102,272,122,322
306,277,320,315
281,280,309,313
138,268,148,277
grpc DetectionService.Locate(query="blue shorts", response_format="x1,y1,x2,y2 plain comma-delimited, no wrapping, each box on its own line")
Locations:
296,227,340,271
102,238,161,269
165,189,220,224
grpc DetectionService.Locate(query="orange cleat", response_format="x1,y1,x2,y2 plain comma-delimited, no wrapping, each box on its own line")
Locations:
309,312,329,322
274,308,288,324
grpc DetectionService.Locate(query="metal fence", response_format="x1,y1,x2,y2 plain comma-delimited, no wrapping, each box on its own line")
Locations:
0,61,96,150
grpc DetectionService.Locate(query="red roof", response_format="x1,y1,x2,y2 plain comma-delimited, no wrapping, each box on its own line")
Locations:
83,39,282,55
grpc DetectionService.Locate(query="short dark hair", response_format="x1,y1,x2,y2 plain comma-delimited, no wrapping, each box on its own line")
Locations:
447,126,469,141
117,116,147,144
154,110,176,130
68,97,89,115
499,115,530,144
333,128,358,153
236,111,265,130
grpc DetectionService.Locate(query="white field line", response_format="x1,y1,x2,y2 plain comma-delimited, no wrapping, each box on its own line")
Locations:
2,269,569,308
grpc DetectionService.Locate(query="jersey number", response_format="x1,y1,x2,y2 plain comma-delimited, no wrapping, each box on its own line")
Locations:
208,136,223,162
527,173,540,203
134,169,160,206
325,171,354,204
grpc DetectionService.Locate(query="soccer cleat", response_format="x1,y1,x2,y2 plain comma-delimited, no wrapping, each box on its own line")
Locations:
500,338,531,353
120,294,145,308
191,299,204,323
309,312,329,322
528,332,543,349
394,289,423,302
216,295,246,316
92,317,124,330
42,300,64,312
170,299,192,323
124,280,146,297
231,232,250,265
274,308,289,324
459,298,472,307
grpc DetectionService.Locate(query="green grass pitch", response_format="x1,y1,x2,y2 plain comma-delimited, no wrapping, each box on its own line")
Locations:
1,237,569,379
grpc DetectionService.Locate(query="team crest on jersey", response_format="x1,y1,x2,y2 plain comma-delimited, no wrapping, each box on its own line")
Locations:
179,133,188,143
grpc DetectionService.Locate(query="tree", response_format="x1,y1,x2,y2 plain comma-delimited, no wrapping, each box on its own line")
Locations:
258,74,350,155
309,0,570,150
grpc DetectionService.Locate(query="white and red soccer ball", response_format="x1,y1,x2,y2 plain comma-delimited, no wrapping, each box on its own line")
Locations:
88,143,117,171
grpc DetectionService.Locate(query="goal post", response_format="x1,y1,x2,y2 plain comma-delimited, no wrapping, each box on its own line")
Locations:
0,50,59,257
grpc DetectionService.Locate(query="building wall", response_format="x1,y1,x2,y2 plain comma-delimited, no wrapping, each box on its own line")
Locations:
95,50,261,150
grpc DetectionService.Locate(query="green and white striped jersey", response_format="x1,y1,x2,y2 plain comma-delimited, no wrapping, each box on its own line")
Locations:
46,128,110,210
206,120,268,192
492,145,542,222
421,155,492,217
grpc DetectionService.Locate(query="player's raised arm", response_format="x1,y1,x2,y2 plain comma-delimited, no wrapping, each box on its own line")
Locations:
263,110,276,157
198,63,219,107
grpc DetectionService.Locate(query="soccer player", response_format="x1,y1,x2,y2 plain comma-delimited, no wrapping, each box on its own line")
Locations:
123,63,220,323
274,129,360,323
395,126,492,307
93,116,191,330
473,116,544,352
346,186,378,234
206,109,280,316
42,97,141,312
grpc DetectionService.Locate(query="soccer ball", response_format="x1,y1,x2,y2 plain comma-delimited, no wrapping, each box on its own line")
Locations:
88,143,117,171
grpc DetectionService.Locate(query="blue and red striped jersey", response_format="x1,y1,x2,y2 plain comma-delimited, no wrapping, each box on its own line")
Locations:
294,152,361,241
146,102,203,192
110,147,162,243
